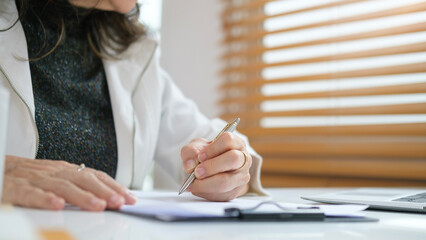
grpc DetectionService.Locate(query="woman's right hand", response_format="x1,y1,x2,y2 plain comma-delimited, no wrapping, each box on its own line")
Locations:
1,155,137,211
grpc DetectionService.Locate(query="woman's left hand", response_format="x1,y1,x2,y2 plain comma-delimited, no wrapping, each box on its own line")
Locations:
180,132,252,201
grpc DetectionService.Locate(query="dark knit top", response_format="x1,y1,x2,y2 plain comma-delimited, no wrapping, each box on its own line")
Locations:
19,4,118,177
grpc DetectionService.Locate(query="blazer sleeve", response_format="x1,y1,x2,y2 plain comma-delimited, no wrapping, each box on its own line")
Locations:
152,68,267,196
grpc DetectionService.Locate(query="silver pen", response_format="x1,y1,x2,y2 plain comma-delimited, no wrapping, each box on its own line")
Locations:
178,118,240,195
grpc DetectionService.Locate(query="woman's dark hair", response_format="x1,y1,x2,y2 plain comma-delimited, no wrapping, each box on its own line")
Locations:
2,0,146,59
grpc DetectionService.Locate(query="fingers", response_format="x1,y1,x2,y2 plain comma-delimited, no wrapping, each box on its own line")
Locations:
18,188,65,210
194,150,252,179
181,138,209,173
4,157,135,211
13,165,133,208
191,184,247,202
41,160,136,207
92,170,137,205
181,133,252,202
2,176,65,210
189,170,251,195
52,168,138,209
31,177,107,211
180,133,246,174
197,132,246,163
63,169,125,209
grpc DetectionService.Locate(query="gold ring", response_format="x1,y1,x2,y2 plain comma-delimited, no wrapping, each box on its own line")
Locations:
77,163,86,172
238,151,247,170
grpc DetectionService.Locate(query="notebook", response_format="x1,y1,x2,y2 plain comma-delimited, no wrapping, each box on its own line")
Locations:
302,188,426,213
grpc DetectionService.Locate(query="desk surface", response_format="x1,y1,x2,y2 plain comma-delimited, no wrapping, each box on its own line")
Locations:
16,188,426,240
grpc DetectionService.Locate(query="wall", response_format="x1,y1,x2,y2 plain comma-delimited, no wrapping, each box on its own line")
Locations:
159,0,223,118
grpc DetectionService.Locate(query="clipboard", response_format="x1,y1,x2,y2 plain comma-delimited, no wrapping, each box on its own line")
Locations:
223,202,378,222
119,201,379,223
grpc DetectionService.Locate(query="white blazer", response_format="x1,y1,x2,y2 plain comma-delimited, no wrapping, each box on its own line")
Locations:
0,0,265,194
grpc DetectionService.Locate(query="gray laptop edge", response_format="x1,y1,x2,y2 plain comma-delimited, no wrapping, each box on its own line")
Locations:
302,188,426,213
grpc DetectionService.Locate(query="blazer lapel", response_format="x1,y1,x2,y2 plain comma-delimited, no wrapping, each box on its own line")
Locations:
102,38,157,187
0,0,35,119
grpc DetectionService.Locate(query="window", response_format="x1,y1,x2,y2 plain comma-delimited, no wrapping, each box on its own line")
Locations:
139,0,162,31
220,0,426,187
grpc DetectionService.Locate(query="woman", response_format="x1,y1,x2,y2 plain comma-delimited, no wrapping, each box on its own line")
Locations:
0,0,265,211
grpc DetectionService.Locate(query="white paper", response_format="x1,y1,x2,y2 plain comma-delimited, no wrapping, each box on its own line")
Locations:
120,191,265,219
119,191,368,220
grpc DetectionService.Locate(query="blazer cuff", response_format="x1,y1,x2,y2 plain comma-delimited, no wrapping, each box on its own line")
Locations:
246,148,269,197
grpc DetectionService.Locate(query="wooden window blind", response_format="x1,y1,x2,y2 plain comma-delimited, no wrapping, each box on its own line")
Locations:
219,0,426,187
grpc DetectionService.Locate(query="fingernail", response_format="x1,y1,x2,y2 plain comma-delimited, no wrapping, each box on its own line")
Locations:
109,195,124,207
198,152,207,162
51,198,64,209
91,198,106,209
125,194,137,204
195,167,205,178
126,189,136,198
125,190,137,204
186,159,197,171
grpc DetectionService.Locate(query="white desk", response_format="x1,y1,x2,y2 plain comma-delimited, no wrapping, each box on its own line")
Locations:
15,188,426,240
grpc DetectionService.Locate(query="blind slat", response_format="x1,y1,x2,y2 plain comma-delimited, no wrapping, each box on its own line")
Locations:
223,0,365,29
221,82,426,104
224,2,426,43
222,102,426,119
222,42,426,74
221,62,426,89
262,158,426,180
238,123,426,137
221,0,269,18
223,22,426,60
251,141,426,158
261,174,426,187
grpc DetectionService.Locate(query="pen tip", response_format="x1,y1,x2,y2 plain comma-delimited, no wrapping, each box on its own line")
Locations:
234,118,240,124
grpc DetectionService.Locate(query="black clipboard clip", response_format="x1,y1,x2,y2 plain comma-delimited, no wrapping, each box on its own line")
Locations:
224,201,325,222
